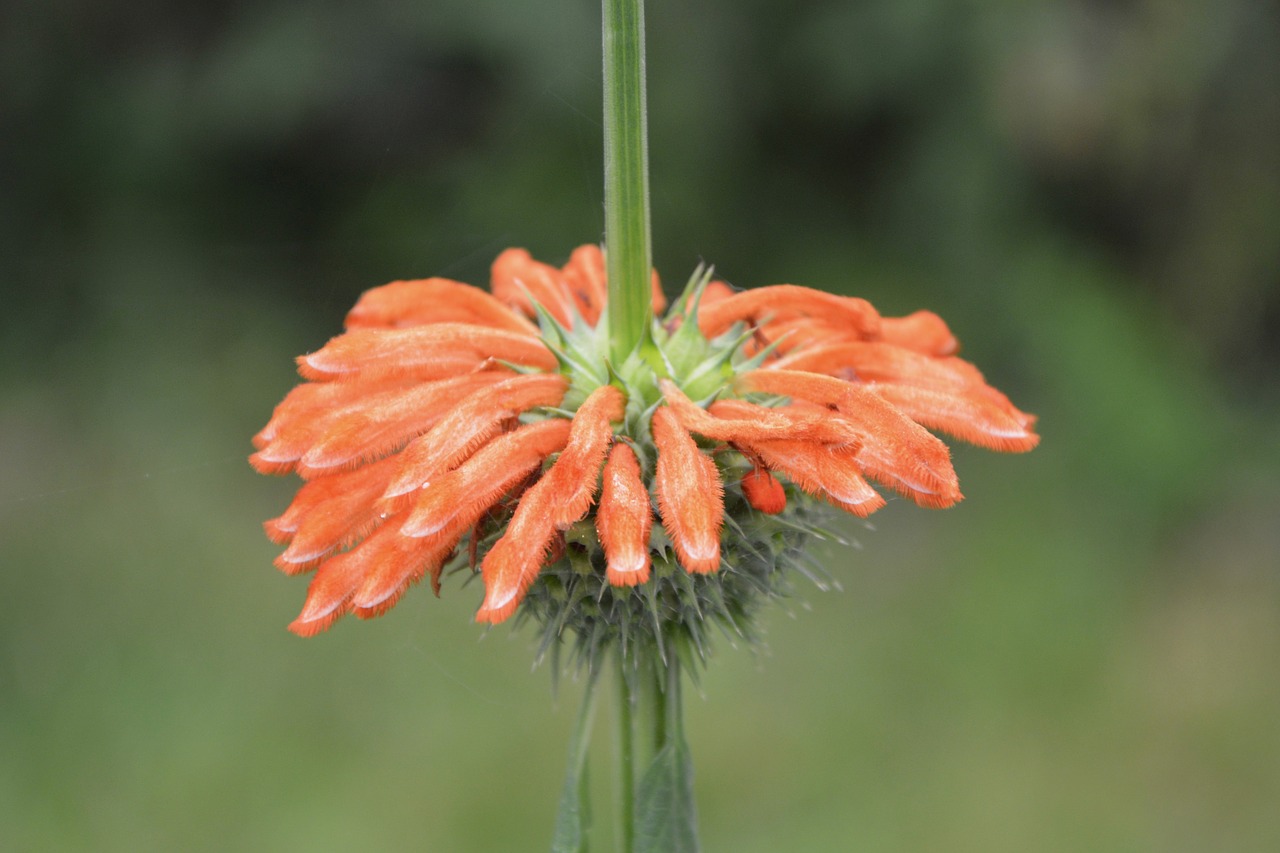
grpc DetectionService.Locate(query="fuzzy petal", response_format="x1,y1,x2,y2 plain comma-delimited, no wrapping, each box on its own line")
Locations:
299,323,557,380
288,517,444,637
738,436,885,516
597,443,653,586
740,369,961,508
540,384,625,527
869,383,1039,453
253,373,506,477
381,373,569,503
252,374,414,456
878,310,958,356
293,372,512,478
651,406,724,573
772,341,986,390
697,284,880,340
400,418,572,540
649,270,667,316
268,454,401,572
560,244,609,325
491,248,581,326
345,277,540,335
661,379,861,448
474,487,560,624
347,532,457,620
473,386,624,623
740,465,787,514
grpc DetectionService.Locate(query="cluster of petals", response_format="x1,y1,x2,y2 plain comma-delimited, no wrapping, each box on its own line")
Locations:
253,244,1037,635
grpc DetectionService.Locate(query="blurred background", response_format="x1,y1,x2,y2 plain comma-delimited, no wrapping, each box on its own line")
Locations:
3,0,1278,849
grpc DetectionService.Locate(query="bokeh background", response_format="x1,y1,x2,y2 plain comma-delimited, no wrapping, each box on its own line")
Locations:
4,0,1279,850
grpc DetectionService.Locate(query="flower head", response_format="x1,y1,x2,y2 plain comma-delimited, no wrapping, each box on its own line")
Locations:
253,245,1037,663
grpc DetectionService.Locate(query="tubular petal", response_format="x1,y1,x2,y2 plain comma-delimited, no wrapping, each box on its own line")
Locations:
649,270,667,316
490,248,581,326
740,466,786,514
293,372,511,478
381,373,569,501
878,310,958,356
771,341,987,390
269,455,402,572
751,317,857,356
473,387,624,623
288,517,442,637
400,419,572,540
651,407,724,574
252,374,414,455
597,443,653,586
344,278,540,335
252,373,503,476
560,244,608,325
740,369,961,507
697,285,880,340
869,383,1040,453
349,534,459,618
700,280,735,307
661,379,860,448
739,437,885,516
475,486,560,624
540,384,625,527
299,323,557,380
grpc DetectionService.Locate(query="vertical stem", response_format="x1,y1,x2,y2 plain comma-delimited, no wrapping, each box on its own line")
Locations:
615,650,636,853
552,663,602,853
603,0,653,363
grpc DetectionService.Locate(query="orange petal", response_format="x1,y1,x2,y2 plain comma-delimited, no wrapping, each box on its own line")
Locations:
401,418,572,540
771,341,986,389
252,374,413,456
651,406,724,573
869,383,1039,453
288,517,443,636
738,436,885,516
292,372,512,478
700,280,735,307
697,284,880,340
739,369,961,508
650,269,667,316
473,386,624,623
348,533,456,620
381,373,569,502
268,454,401,572
344,277,539,335
560,244,608,325
474,485,560,624
740,465,787,514
878,311,958,356
661,379,861,448
598,443,653,586
252,373,501,476
540,384,625,527
298,323,556,381
490,248,580,326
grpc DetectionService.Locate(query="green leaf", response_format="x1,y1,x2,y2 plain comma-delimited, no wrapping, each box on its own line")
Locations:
633,736,700,853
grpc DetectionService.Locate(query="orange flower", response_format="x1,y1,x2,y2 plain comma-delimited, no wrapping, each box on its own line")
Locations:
254,244,1037,636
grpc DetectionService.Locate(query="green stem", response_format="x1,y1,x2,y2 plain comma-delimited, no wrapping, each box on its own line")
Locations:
552,664,602,853
616,651,636,853
603,0,653,363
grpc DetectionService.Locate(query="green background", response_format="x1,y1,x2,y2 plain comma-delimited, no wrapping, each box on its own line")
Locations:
3,0,1278,850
